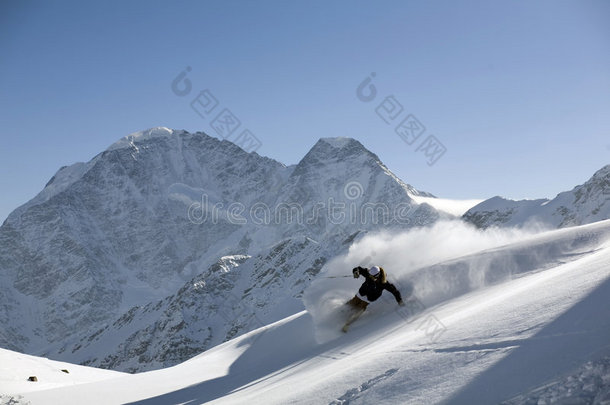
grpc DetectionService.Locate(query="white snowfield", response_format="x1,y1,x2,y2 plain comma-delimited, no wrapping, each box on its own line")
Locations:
0,349,124,394
2,220,610,405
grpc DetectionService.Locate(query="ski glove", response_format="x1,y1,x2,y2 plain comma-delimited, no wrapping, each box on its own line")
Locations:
352,267,360,278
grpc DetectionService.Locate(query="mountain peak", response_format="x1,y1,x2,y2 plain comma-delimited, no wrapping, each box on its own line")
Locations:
570,163,610,206
299,137,379,165
590,164,610,181
318,137,356,149
106,127,177,151
314,136,369,151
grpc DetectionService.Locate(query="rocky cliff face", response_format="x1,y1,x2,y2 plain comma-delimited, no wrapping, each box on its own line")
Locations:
0,128,443,372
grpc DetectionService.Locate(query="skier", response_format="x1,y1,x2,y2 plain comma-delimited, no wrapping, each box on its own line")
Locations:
342,265,405,332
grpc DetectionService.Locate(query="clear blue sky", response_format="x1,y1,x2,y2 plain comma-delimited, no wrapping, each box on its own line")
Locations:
1,0,609,222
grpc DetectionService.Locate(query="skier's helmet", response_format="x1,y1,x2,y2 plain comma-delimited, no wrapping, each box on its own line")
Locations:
369,266,381,277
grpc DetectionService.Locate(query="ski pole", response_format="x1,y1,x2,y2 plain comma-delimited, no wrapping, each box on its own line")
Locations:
320,275,353,279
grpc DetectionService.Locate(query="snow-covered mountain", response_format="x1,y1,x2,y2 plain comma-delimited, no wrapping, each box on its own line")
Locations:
0,127,447,372
463,164,610,229
3,220,610,405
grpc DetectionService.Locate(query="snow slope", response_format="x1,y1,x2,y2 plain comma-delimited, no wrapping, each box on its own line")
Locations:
0,348,123,402
3,220,610,404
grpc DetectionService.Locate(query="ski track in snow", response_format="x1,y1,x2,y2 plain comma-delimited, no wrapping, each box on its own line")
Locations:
329,368,400,405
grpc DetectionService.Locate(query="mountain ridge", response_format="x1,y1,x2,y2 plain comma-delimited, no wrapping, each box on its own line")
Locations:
463,164,610,228
0,128,442,372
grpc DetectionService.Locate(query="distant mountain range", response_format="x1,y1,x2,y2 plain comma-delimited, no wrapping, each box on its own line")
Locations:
463,165,610,229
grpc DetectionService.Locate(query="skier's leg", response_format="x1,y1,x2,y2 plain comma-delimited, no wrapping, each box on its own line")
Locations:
342,297,369,332
342,308,365,332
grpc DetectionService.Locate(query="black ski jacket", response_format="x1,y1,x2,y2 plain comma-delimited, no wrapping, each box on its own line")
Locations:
353,267,402,303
